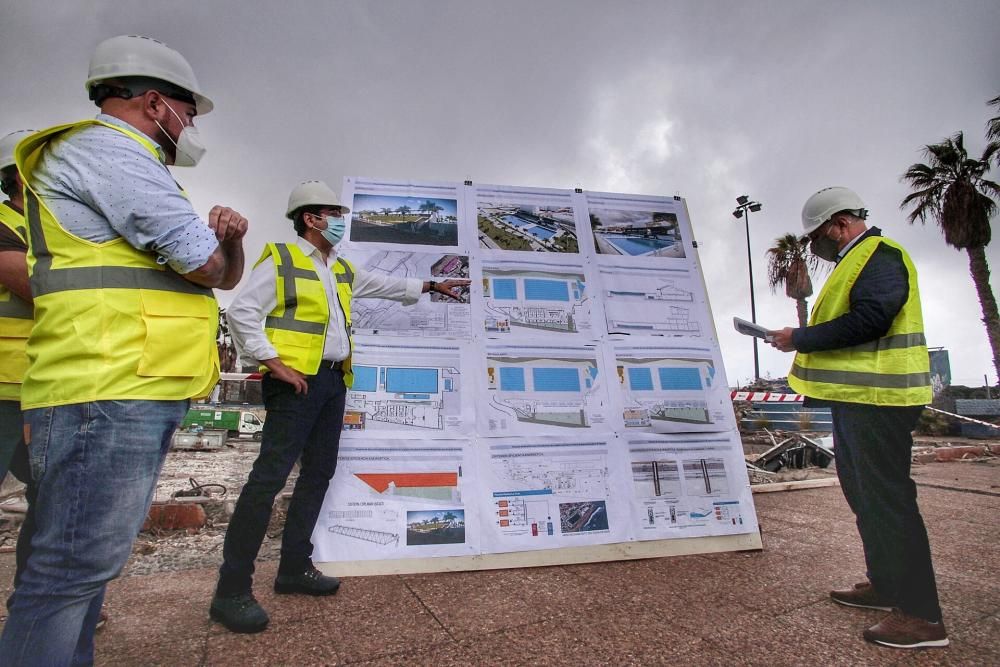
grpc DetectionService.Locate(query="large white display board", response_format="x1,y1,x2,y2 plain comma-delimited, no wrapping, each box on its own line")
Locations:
313,178,761,573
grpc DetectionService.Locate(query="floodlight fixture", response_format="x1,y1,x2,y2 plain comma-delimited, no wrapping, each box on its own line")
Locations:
731,193,764,380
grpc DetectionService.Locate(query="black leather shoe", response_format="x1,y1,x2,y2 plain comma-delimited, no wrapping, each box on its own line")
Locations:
274,566,341,596
209,591,269,633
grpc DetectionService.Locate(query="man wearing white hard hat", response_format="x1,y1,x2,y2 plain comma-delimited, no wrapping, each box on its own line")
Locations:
0,129,46,614
0,36,249,665
0,130,33,487
768,187,946,649
212,180,468,633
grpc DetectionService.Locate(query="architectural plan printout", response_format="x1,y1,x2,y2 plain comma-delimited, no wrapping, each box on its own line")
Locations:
347,248,471,340
312,178,759,565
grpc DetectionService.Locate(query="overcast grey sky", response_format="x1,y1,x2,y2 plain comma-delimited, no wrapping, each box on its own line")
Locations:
3,0,999,386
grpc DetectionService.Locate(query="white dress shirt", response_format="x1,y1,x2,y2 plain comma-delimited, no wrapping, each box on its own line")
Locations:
227,237,422,364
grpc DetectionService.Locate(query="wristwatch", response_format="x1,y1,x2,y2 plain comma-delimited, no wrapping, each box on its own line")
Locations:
428,280,438,292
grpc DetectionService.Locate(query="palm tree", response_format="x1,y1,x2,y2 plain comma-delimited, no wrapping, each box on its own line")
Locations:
987,94,1000,161
766,233,821,327
397,205,411,216
901,131,1000,382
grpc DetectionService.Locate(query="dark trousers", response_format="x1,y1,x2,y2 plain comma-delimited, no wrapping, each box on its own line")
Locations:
217,367,346,596
831,402,942,622
0,401,34,595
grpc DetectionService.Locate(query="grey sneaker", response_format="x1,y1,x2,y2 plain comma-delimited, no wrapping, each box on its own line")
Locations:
864,609,949,648
209,591,269,634
274,566,341,596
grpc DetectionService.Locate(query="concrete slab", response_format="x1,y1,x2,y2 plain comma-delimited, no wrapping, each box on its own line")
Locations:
401,567,594,640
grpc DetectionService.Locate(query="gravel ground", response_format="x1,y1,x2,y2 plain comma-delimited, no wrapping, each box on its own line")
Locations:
123,439,297,577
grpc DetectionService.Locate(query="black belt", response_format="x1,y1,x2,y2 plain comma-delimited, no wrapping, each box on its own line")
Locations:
325,360,345,370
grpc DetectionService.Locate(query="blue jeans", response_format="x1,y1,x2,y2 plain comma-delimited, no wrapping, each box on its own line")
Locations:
0,399,23,483
0,399,187,667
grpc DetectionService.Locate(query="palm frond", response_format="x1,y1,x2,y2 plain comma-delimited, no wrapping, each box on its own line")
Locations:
981,141,1000,165
988,94,1000,141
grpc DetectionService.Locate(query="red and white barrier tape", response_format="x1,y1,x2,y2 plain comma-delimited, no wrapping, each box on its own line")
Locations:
220,372,263,381
730,391,804,402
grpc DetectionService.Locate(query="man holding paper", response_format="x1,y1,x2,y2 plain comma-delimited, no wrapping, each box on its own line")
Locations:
767,187,945,650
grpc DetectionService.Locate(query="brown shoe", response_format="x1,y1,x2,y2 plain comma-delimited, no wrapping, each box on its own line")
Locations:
830,581,894,611
864,609,948,648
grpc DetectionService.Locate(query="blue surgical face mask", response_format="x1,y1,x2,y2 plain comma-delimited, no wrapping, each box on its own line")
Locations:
319,215,345,245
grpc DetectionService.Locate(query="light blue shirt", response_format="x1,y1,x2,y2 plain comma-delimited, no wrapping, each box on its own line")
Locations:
29,114,218,274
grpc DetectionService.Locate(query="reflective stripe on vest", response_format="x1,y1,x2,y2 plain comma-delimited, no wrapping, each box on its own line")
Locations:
0,205,32,396
14,119,219,408
264,243,326,335
259,242,355,384
788,235,931,406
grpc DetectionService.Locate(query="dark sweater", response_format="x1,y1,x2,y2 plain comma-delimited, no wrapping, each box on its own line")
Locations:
791,227,910,353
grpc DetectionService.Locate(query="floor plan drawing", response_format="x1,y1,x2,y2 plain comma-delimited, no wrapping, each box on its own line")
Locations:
348,250,471,339
342,338,471,436
481,259,593,337
611,344,733,433
482,344,611,435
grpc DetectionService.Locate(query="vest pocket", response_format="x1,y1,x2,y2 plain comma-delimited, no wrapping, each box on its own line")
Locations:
0,336,29,382
138,290,212,378
0,314,30,381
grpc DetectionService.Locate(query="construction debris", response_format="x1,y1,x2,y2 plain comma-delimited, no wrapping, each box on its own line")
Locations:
752,431,834,472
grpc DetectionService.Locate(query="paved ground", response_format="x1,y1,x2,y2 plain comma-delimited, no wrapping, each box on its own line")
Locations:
0,458,997,666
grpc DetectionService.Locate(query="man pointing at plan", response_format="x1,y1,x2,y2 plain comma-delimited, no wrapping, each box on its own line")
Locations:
212,180,469,633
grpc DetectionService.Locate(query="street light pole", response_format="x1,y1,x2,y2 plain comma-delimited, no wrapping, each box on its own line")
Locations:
733,195,763,381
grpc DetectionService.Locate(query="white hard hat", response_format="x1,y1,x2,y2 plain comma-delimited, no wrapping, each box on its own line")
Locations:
0,130,35,171
285,180,351,219
85,35,213,115
801,186,867,236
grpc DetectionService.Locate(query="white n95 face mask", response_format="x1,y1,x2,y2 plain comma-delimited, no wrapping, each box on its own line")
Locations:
155,102,207,167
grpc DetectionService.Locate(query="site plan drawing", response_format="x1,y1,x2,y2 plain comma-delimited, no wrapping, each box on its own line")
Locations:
477,437,631,552
341,336,472,436
348,249,471,339
626,433,757,540
481,342,612,435
312,439,479,561
479,257,594,337
473,184,581,254
610,341,734,433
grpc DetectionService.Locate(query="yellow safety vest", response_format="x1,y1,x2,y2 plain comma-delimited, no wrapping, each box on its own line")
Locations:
0,205,32,400
15,120,219,409
258,242,355,386
788,235,931,406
